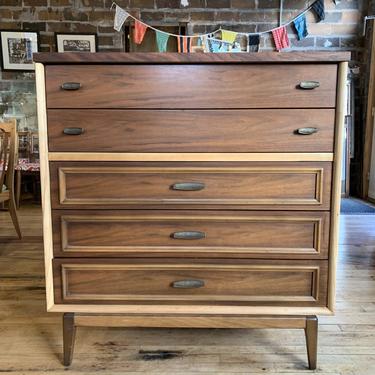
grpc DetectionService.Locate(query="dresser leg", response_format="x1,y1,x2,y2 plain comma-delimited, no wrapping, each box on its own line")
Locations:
63,313,76,366
305,315,318,370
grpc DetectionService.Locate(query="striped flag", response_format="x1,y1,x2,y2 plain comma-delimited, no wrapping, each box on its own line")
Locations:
272,26,290,51
177,36,193,53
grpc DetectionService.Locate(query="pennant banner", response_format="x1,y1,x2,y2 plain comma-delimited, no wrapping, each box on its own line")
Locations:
248,34,260,52
113,5,129,32
134,20,148,44
112,0,339,53
156,30,170,52
293,14,308,40
312,0,325,22
272,26,290,51
221,30,238,44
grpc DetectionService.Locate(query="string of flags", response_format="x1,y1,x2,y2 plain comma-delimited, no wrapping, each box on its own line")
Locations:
113,0,337,52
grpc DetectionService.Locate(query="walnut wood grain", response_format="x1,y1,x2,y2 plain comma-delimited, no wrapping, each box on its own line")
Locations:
52,210,330,259
33,51,351,64
50,161,332,210
47,109,335,153
53,259,328,307
45,64,337,109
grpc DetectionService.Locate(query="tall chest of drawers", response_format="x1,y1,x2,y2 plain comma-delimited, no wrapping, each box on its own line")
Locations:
34,52,349,369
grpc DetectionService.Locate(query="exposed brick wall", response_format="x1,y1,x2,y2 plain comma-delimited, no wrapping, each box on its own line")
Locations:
0,0,367,131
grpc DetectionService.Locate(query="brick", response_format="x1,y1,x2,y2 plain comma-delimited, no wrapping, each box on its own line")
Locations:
46,21,73,32
63,9,89,21
231,0,255,9
190,11,215,21
0,21,22,29
155,0,180,8
37,9,63,21
291,36,315,47
23,0,48,5
98,35,114,45
104,0,130,7
140,11,164,21
215,11,240,22
0,0,21,5
316,37,340,48
257,0,279,9
49,0,72,5
22,22,46,31
129,0,155,8
0,9,12,19
164,11,190,21
70,23,97,32
207,0,230,8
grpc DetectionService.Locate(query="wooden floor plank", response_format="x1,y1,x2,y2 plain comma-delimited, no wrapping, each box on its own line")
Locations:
1,208,375,374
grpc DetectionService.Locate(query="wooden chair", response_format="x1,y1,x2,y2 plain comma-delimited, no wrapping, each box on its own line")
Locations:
0,119,21,239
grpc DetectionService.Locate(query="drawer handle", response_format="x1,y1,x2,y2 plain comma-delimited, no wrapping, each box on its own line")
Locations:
298,81,320,90
61,82,81,90
295,127,318,135
171,182,205,191
63,127,84,135
171,231,206,240
171,279,205,289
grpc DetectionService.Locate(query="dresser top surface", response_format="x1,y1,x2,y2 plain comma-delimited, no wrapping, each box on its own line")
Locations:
33,52,351,64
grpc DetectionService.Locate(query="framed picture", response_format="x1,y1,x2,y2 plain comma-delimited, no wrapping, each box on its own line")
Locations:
0,31,39,71
55,33,97,53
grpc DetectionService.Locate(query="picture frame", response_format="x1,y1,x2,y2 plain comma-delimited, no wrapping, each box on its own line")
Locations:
55,33,97,53
0,30,39,71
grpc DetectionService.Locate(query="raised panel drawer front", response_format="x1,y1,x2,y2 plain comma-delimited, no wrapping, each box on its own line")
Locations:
53,259,328,307
45,64,337,108
52,210,330,259
51,162,332,210
47,109,335,153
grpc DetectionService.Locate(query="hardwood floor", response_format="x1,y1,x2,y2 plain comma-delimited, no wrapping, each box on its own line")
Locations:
1,206,375,374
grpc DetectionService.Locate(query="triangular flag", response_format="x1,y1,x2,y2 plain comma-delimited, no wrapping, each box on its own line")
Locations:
113,5,129,32
293,14,308,40
177,36,193,53
272,26,290,51
134,20,148,44
248,34,260,52
221,30,237,44
156,30,170,52
312,0,325,22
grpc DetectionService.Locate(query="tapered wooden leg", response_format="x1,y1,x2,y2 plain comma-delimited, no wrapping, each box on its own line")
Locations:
63,313,76,366
8,195,21,239
305,315,318,370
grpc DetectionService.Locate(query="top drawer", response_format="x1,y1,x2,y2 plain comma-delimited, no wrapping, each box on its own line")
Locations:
45,64,338,109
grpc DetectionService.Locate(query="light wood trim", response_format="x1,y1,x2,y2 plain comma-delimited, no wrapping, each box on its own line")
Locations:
60,214,324,255
363,21,375,198
49,152,334,162
60,263,320,303
57,165,325,206
35,63,54,311
74,314,307,329
328,61,348,313
48,303,332,316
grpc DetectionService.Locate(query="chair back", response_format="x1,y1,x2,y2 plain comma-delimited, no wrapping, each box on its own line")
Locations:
0,119,17,194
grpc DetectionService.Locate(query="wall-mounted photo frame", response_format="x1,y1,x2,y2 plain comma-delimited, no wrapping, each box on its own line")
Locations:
55,33,97,53
0,30,39,71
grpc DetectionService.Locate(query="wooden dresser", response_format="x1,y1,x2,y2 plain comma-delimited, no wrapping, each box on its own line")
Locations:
34,52,349,369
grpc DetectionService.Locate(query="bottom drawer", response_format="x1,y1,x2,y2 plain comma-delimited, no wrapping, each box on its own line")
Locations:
53,259,328,307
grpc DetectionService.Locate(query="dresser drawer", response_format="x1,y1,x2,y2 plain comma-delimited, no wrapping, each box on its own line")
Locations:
50,162,332,210
47,109,335,153
53,259,328,307
45,64,337,109
52,210,330,259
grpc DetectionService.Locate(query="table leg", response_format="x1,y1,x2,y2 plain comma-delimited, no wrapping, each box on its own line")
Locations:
16,170,21,209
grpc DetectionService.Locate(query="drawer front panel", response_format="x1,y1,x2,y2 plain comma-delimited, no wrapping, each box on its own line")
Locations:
52,210,330,259
47,109,335,153
51,162,332,210
53,259,328,307
45,64,337,109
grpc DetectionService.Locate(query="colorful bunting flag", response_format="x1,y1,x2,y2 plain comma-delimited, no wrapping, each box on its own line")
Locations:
293,14,308,40
248,34,260,52
134,20,148,44
177,36,193,53
272,26,290,51
156,30,170,52
221,29,238,44
113,5,129,32
312,0,325,22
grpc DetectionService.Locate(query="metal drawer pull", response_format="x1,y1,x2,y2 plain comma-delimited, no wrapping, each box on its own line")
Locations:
172,279,205,289
296,127,318,135
171,231,206,240
63,127,84,135
171,182,205,191
61,82,81,90
298,81,320,90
